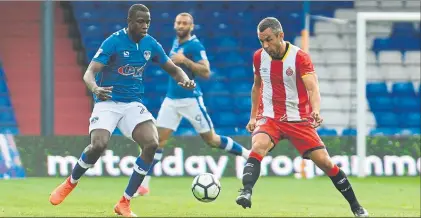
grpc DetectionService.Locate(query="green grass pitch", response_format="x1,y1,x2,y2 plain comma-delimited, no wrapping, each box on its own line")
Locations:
0,176,419,217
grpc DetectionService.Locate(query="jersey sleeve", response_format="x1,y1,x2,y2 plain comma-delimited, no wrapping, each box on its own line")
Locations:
152,41,170,64
191,42,208,62
296,50,315,77
253,50,262,76
92,36,116,65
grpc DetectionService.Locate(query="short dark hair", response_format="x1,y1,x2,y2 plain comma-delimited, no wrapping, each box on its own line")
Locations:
128,4,149,18
177,12,194,24
258,17,283,35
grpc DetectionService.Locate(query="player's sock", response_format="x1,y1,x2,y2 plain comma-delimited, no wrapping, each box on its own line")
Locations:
124,156,151,200
328,165,361,208
143,148,164,188
242,151,263,192
70,144,98,184
219,136,251,159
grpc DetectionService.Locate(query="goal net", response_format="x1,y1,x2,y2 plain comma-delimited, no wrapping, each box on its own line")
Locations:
356,12,420,177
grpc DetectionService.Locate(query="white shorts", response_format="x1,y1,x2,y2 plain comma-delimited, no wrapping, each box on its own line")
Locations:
88,101,155,140
156,97,213,133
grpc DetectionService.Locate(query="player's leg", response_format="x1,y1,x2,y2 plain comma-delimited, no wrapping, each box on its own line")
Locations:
307,149,368,217
113,102,159,216
135,97,181,196
236,117,281,209
183,97,250,159
135,127,174,196
49,102,120,205
199,130,250,159
287,122,368,217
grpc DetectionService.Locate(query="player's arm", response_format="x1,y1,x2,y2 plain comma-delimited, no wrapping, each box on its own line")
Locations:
298,50,323,127
182,58,210,79
83,36,115,100
250,73,262,120
161,60,191,83
83,61,104,92
298,51,320,113
154,41,195,89
171,44,210,79
302,74,321,114
246,53,262,133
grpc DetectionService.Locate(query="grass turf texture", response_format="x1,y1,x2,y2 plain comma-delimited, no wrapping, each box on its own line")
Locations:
0,177,419,217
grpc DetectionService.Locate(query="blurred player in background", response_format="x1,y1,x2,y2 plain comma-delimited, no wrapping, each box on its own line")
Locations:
49,4,195,217
235,17,369,217
135,13,251,197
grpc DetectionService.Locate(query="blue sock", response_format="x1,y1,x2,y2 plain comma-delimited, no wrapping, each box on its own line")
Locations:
124,156,151,199
146,148,163,176
71,145,98,182
219,136,250,158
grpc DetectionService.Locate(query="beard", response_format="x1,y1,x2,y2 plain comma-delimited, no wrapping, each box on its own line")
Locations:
176,29,190,38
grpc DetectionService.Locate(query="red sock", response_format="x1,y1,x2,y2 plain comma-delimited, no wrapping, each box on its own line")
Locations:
327,165,340,177
249,151,263,162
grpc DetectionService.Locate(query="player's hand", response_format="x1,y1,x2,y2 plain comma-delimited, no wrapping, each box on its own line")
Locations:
310,111,323,128
171,50,186,65
92,86,113,101
246,118,257,133
178,80,196,90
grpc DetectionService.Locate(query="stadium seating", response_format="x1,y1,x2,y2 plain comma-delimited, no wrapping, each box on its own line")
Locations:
70,1,420,136
0,66,19,134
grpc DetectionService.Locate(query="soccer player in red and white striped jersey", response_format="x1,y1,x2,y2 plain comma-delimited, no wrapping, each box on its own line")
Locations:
236,17,368,217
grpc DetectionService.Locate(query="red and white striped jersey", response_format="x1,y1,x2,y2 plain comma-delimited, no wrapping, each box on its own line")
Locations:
253,42,315,122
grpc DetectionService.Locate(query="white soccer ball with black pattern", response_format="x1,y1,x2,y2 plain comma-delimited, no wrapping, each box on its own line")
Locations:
191,173,221,202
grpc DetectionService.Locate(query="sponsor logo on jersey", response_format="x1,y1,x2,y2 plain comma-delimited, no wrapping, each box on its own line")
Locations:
117,64,145,77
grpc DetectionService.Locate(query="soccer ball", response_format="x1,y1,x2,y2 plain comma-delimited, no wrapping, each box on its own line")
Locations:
191,173,221,202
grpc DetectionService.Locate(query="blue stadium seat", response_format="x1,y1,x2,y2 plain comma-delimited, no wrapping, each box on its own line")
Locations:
106,22,125,33
72,1,96,10
215,127,238,136
208,68,228,81
212,112,237,127
400,113,421,128
366,82,389,97
399,128,421,135
372,38,400,52
317,128,337,136
374,112,399,127
227,67,250,80
235,96,251,110
230,82,251,95
0,127,19,135
235,112,250,127
342,128,357,136
393,97,420,112
0,110,16,124
392,82,415,96
0,96,11,107
206,82,230,95
391,22,417,37
207,96,233,111
179,119,191,128
0,80,8,94
218,37,238,50
369,128,399,136
419,84,421,96
399,36,421,51
233,128,249,136
369,97,393,112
